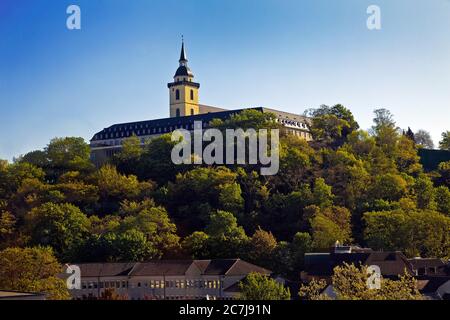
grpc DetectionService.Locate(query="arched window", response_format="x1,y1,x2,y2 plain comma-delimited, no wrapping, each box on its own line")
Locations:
191,109,194,115
175,89,180,100
190,90,194,100
176,108,180,117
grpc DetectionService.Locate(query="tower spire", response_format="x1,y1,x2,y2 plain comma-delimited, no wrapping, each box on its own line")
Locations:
179,36,187,65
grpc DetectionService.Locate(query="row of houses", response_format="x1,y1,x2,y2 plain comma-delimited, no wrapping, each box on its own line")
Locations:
64,259,272,300
2,248,449,300
301,244,450,300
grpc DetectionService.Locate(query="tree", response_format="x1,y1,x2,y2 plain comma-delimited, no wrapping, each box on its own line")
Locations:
118,201,180,257
247,228,277,269
168,167,244,233
113,135,143,175
111,229,158,261
0,211,16,247
25,202,91,259
405,127,415,142
239,273,290,300
363,209,450,258
305,104,359,148
0,162,45,198
45,137,94,180
371,109,399,157
414,175,436,210
290,232,312,272
19,150,49,168
307,205,352,251
301,263,422,300
181,232,209,259
437,161,450,187
311,178,334,208
99,288,128,300
299,279,330,300
136,134,185,184
439,131,450,150
0,247,70,300
435,186,450,215
331,263,422,300
414,130,434,149
205,210,249,258
370,173,407,202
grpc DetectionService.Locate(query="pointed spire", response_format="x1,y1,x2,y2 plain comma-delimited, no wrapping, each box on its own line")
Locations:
179,35,187,64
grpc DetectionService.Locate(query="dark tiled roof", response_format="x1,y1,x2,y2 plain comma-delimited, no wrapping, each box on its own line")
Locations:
76,263,136,277
418,276,450,293
409,258,447,269
70,259,271,278
131,260,195,276
226,259,271,276
304,251,413,277
174,66,193,77
90,108,262,142
201,259,239,275
179,41,187,62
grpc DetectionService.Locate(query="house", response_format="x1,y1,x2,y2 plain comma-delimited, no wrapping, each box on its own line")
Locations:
65,259,271,300
90,41,312,166
301,245,414,283
300,243,450,300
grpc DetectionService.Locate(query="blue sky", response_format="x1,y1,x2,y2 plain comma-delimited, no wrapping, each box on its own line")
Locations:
1,0,449,160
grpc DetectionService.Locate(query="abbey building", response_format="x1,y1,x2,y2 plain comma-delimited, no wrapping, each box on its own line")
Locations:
90,41,312,165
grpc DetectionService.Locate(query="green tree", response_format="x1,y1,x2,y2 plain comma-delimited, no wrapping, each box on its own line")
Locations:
414,175,436,210
364,209,450,258
181,231,210,259
370,173,407,202
299,278,330,300
290,232,312,272
25,202,91,259
137,134,185,184
246,228,278,269
306,104,359,148
307,205,352,251
239,273,290,300
312,177,334,208
168,167,244,233
332,263,422,300
205,210,249,258
0,247,70,300
435,186,450,215
113,135,143,175
118,201,180,256
45,137,94,180
371,109,399,157
439,131,450,150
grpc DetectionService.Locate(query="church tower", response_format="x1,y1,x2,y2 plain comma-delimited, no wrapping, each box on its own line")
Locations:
168,40,200,118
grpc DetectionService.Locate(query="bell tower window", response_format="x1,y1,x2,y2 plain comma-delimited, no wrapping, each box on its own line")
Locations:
176,89,180,100
190,90,194,100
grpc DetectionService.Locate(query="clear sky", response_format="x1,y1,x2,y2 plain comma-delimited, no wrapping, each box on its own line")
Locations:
1,0,449,160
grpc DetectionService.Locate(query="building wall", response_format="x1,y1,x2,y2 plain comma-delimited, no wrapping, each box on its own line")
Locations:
71,275,241,300
169,80,199,117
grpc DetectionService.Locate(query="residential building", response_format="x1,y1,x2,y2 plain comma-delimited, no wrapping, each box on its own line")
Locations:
65,259,271,300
